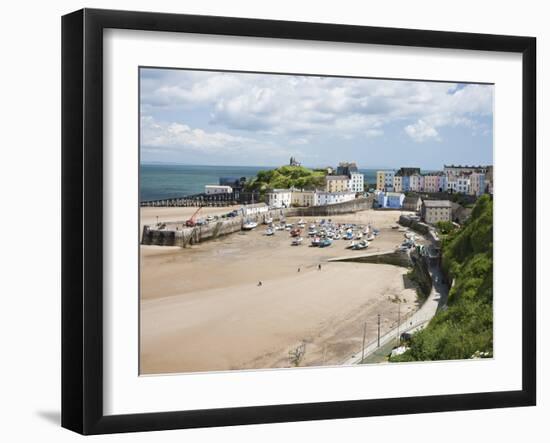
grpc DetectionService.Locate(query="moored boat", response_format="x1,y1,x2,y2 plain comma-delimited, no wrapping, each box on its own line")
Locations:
352,240,369,250
242,220,258,230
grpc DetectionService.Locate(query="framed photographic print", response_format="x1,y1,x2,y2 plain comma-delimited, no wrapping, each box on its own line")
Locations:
61,8,536,435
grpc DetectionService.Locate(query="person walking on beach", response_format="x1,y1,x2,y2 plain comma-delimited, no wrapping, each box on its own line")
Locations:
297,267,301,273
318,264,322,271
258,281,262,287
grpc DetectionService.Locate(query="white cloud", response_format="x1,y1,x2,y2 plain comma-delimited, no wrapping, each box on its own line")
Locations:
141,115,300,161
141,69,493,144
404,120,440,142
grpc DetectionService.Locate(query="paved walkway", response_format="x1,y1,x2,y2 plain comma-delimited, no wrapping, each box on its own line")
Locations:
341,257,448,365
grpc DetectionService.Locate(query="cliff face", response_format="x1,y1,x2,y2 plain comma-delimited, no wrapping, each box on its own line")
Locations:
391,195,493,362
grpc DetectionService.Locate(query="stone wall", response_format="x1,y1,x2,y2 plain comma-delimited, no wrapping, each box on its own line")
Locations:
142,196,375,247
285,195,374,217
399,215,430,235
331,250,412,268
141,209,285,247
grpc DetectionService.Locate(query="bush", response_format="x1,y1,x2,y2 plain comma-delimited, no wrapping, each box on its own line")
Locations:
390,195,493,362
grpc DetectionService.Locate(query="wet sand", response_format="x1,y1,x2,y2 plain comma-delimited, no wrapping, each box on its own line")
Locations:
140,208,421,374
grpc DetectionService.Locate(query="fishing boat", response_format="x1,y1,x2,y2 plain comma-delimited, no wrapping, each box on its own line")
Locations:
290,228,301,237
319,238,332,248
291,237,303,246
346,241,357,249
366,234,375,241
274,224,285,231
242,220,258,230
308,228,317,236
355,232,363,240
263,216,273,225
334,233,342,240
311,237,321,247
265,228,274,236
352,240,369,250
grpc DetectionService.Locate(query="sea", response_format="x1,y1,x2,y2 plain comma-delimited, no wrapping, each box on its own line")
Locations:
140,163,379,202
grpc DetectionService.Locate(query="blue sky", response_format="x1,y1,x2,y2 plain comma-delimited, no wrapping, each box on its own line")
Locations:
140,68,493,169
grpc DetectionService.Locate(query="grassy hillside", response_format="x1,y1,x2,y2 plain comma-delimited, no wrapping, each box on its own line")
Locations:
244,166,327,193
390,195,493,362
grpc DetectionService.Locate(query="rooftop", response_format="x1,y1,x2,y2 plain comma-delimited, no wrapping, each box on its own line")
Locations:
403,195,421,203
423,200,452,208
326,175,349,180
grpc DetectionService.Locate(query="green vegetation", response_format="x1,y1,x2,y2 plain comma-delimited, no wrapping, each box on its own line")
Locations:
244,165,327,193
448,192,475,208
435,220,457,235
390,195,493,362
407,261,432,301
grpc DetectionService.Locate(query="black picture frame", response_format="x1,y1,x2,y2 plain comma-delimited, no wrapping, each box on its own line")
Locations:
62,8,536,435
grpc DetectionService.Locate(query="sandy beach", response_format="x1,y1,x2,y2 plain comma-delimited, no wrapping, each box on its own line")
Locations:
140,207,422,374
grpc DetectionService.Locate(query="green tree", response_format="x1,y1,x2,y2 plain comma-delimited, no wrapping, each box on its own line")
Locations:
391,195,493,362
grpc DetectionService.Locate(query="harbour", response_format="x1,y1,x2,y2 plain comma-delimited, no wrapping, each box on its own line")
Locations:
140,206,428,374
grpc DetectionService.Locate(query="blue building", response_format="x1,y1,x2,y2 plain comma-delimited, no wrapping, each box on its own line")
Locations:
375,191,405,209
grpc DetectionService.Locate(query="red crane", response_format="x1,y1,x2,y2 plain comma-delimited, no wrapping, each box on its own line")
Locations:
185,206,203,227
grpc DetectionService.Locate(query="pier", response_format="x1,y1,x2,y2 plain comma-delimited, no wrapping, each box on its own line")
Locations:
141,195,375,247
140,191,260,207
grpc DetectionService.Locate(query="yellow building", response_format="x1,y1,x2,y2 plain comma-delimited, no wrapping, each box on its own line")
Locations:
376,170,395,191
325,175,349,193
291,190,316,207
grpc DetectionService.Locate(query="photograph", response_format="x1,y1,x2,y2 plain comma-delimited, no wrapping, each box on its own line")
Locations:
139,68,494,375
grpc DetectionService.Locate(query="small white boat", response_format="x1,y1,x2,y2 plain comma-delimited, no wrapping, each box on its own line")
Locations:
264,216,273,225
311,237,321,247
347,241,357,249
265,228,274,236
366,234,375,241
355,232,363,240
291,237,303,246
353,240,369,250
242,221,258,230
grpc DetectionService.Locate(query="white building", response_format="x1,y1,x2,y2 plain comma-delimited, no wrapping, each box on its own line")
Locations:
409,174,424,192
266,189,292,208
456,177,470,194
314,190,356,206
349,171,364,193
204,185,233,195
242,203,269,216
